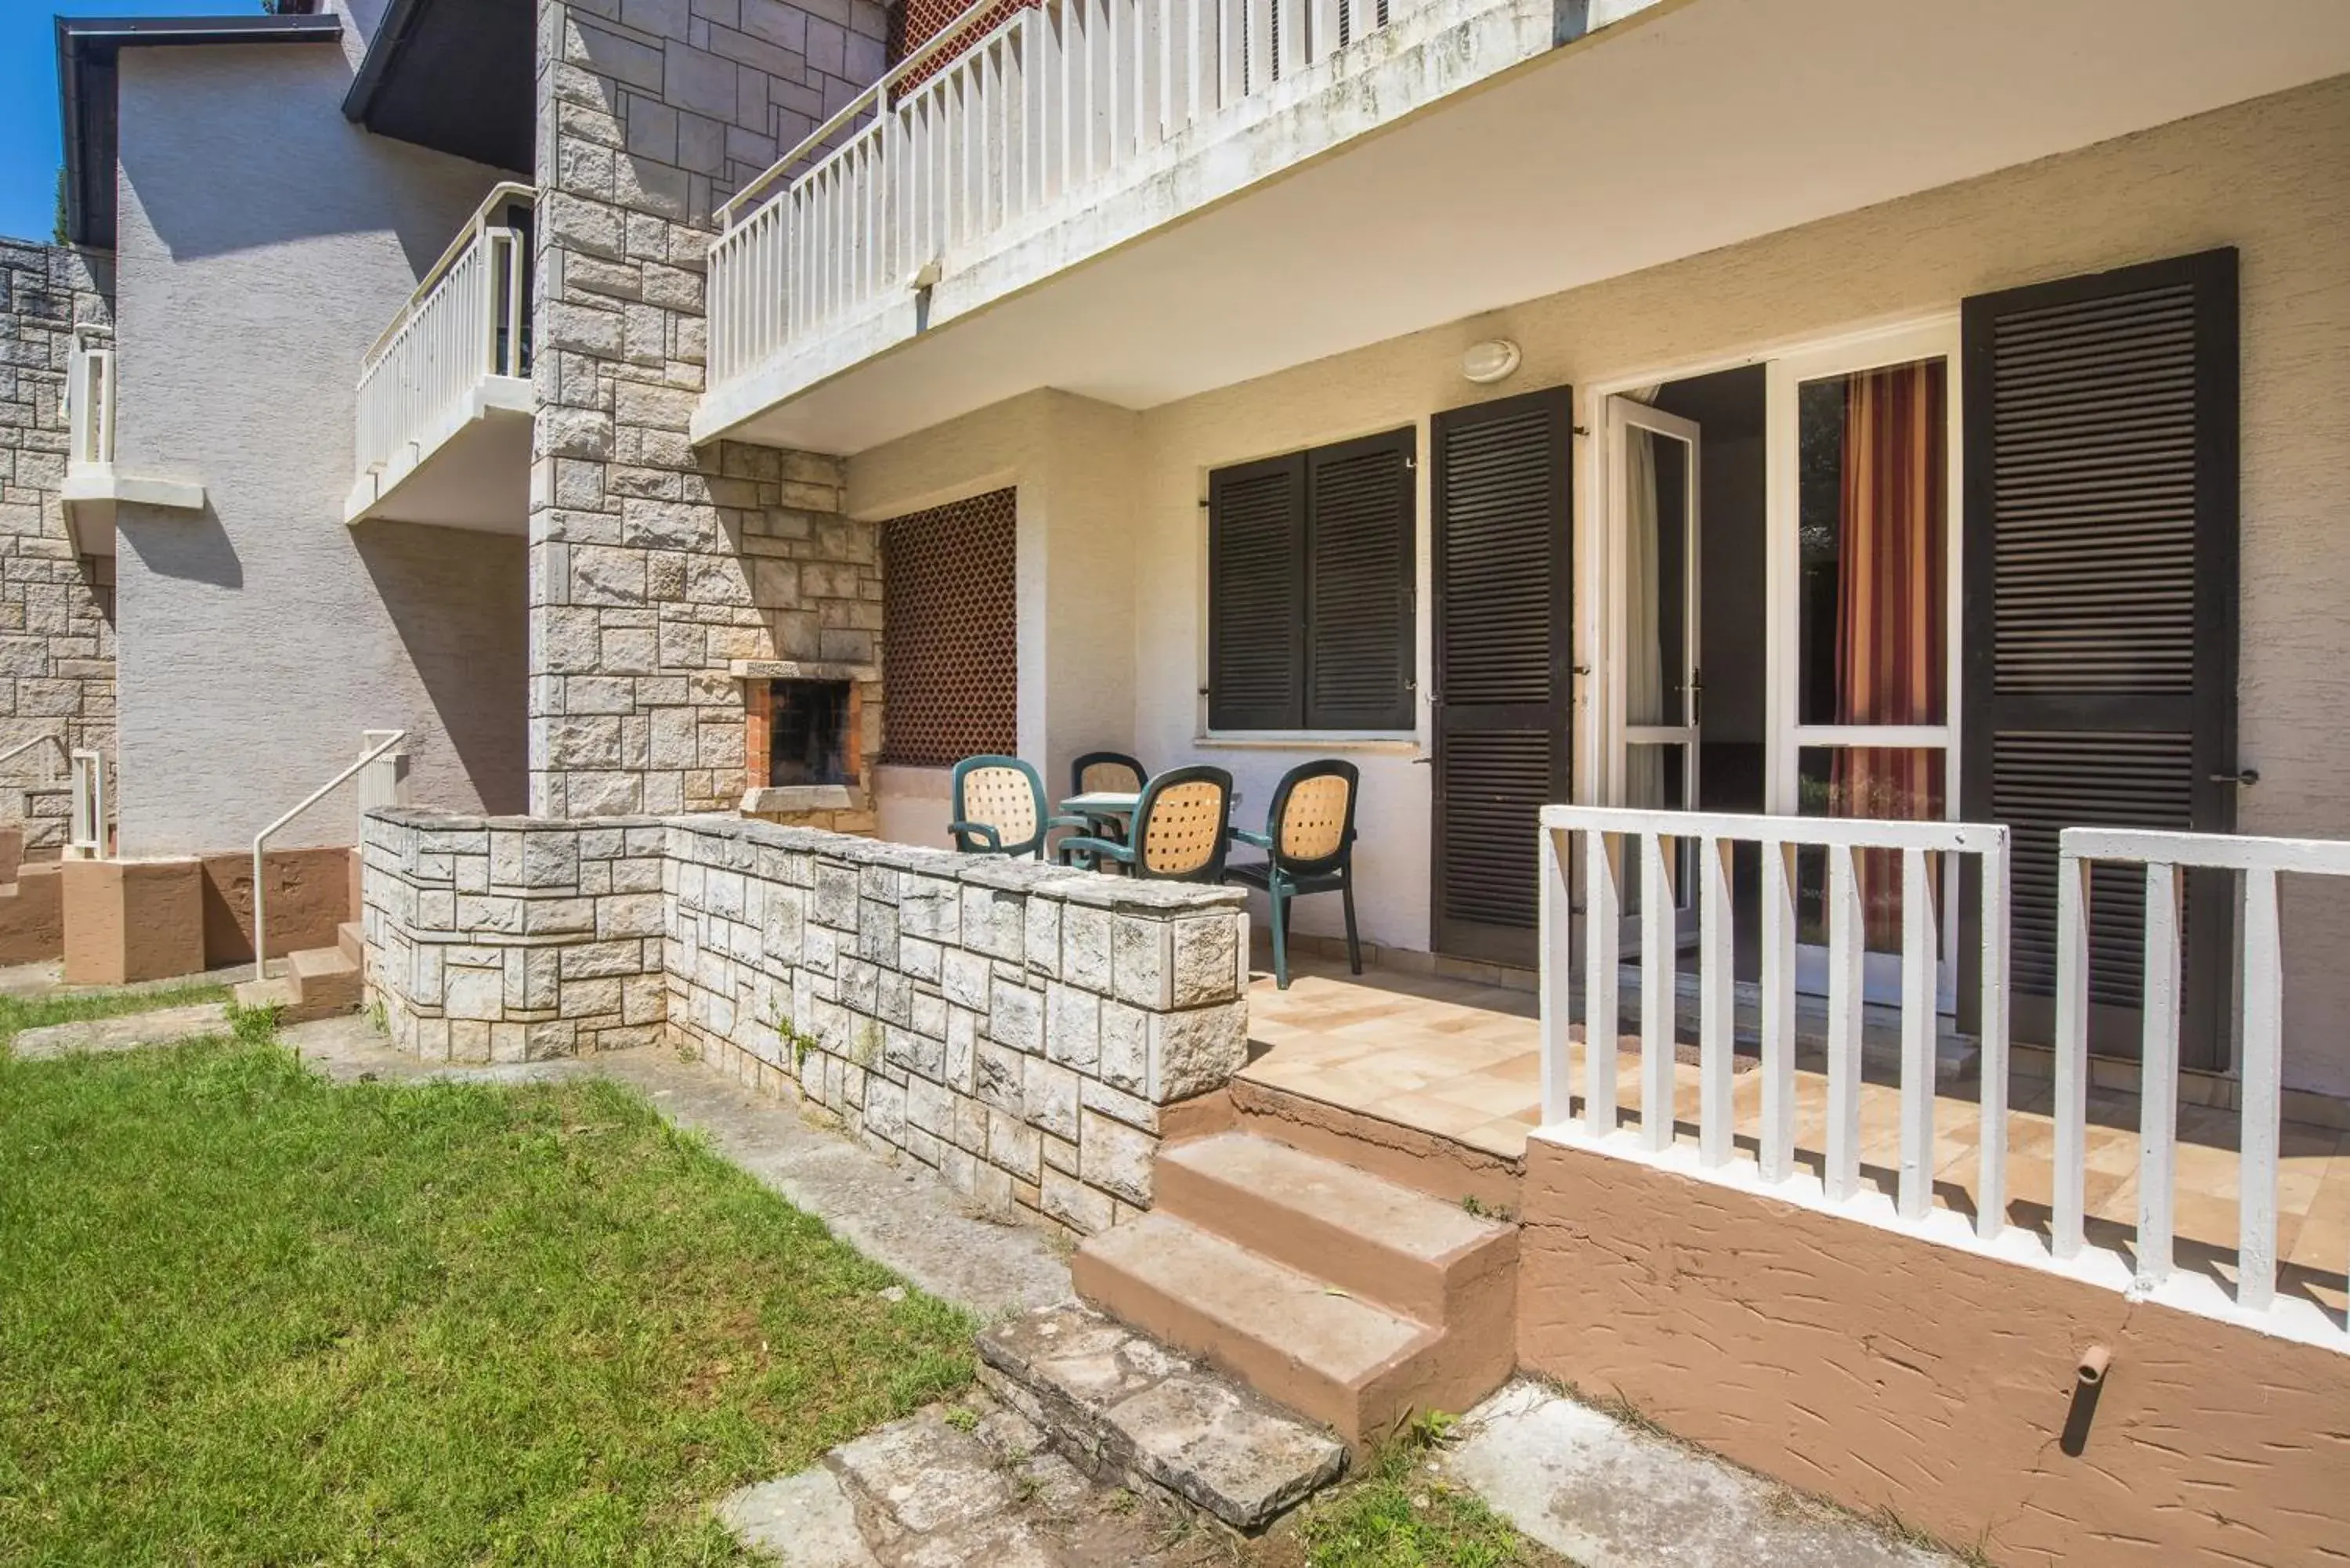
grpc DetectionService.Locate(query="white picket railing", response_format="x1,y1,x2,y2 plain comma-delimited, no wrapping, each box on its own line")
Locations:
2056,828,2350,1317
710,0,1413,392
66,345,114,471
354,183,533,487
1538,804,2350,1345
1537,806,2012,1224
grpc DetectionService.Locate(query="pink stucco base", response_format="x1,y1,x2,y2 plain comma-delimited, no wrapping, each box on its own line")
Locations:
1516,1136,2350,1567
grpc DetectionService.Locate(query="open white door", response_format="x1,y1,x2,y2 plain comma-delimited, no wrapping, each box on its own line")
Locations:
1605,395,1701,947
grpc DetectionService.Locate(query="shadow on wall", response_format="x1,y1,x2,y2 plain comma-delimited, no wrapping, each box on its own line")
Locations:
118,41,526,272
118,500,242,588
352,521,528,815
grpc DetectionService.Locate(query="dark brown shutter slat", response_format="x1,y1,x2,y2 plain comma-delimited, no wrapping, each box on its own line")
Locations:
1961,248,2239,1067
1208,454,1306,731
1430,387,1574,966
1305,429,1415,730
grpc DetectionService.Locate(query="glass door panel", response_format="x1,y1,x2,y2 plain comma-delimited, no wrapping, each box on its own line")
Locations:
1608,397,1702,951
1768,331,1961,1007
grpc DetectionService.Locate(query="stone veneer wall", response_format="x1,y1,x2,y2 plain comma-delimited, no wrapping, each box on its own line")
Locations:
362,808,671,1062
0,240,114,852
360,807,1252,1235
530,0,889,822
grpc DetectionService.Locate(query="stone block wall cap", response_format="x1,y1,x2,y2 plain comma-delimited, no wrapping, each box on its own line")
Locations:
1054,876,1248,912
366,807,671,832
953,857,1086,894
727,659,882,683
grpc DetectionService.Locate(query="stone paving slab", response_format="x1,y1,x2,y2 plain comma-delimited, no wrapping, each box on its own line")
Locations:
723,1390,1235,1568
12,1002,232,1059
1446,1381,1964,1568
721,1469,881,1567
977,1301,1347,1530
0,960,253,1000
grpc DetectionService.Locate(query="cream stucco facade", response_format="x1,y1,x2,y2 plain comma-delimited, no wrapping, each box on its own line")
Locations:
849,71,2350,1096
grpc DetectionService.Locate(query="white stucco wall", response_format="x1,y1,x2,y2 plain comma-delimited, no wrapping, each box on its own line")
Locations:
110,42,530,854
844,74,2350,1093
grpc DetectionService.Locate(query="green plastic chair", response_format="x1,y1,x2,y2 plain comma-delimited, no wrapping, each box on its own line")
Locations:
1068,750,1147,843
1054,765,1235,882
1224,759,1361,988
949,756,1088,859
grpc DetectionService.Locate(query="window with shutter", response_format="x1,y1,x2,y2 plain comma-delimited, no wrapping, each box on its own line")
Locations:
1208,429,1413,732
1959,248,2240,1068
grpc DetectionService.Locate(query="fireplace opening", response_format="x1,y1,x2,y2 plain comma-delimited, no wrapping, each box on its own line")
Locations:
769,679,854,786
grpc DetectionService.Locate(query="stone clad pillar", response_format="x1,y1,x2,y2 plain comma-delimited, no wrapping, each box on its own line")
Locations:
530,0,888,821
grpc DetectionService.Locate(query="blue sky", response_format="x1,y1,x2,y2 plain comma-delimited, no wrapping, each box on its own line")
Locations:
0,2,266,244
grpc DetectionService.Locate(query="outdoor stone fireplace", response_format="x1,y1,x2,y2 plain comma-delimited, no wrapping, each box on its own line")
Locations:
736,659,882,834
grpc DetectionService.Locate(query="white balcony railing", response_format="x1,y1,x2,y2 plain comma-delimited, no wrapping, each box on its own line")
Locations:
67,345,114,472
1537,806,2348,1349
353,182,533,497
709,0,1423,393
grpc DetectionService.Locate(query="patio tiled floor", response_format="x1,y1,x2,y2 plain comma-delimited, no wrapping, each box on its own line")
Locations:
1240,956,2350,1316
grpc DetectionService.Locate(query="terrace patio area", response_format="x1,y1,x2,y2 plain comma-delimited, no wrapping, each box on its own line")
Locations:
1240,956,2350,1321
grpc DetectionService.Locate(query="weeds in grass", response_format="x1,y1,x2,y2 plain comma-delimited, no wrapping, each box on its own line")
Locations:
1295,1412,1531,1568
225,999,280,1047
0,1035,975,1564
944,1404,981,1433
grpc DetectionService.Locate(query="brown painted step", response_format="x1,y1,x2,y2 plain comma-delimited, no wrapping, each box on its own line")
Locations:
1075,1213,1441,1450
337,920,363,966
1154,1131,1517,1327
233,944,362,1024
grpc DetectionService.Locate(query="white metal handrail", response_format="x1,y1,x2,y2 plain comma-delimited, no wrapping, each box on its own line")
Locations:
1538,805,2011,1226
2057,827,2350,1315
354,183,533,485
0,734,72,782
66,346,114,470
253,732,403,982
709,0,1416,391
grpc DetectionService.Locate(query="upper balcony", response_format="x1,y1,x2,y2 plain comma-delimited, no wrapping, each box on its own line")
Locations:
694,0,2350,457
60,342,204,558
343,183,534,533
696,0,1623,452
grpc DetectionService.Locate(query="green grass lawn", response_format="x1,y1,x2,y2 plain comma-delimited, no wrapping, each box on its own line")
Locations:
0,1032,974,1566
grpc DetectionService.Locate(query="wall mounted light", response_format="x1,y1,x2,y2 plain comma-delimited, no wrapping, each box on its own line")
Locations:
1460,338,1521,385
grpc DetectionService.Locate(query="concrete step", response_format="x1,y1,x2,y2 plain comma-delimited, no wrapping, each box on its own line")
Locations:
233,945,362,1024
1076,1211,1482,1450
337,919,363,966
1155,1131,1516,1326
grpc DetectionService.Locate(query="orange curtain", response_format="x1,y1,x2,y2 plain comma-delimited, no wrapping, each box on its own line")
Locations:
1833,362,1947,946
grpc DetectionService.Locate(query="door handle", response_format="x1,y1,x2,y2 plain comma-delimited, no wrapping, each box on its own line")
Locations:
2210,768,2260,786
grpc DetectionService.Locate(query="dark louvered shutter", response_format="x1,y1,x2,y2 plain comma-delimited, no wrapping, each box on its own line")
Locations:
1431,387,1574,967
1306,430,1415,729
1960,249,2239,1067
1209,453,1306,730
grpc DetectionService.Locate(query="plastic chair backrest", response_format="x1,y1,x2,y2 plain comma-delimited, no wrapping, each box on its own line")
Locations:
1267,759,1359,877
1133,764,1235,881
1073,750,1145,796
951,755,1046,856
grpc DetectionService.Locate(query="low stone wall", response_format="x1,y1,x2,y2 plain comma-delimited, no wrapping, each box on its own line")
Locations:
359,808,1252,1234
360,810,671,1061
